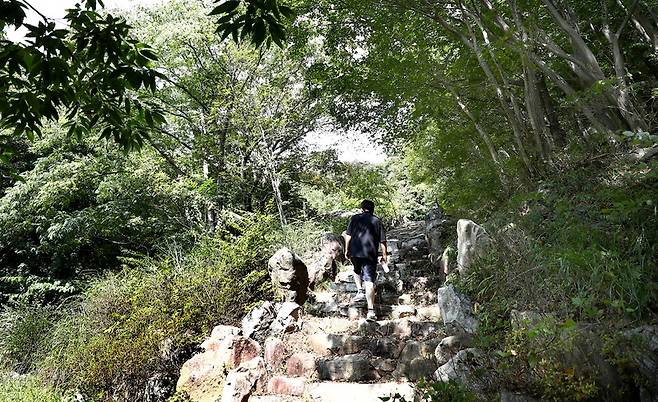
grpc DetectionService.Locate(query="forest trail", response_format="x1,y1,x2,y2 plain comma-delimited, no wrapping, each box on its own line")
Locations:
176,215,482,402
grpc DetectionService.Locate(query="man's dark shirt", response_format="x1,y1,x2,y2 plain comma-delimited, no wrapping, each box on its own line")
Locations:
346,212,386,262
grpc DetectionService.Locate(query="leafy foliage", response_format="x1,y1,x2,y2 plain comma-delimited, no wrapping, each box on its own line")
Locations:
0,125,208,304
209,0,295,48
37,213,278,399
0,372,70,402
0,0,165,152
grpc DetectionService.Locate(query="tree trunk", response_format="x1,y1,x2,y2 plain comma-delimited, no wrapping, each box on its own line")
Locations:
603,0,649,131
507,2,550,160
199,111,217,232
270,173,287,226
537,73,567,147
434,11,533,175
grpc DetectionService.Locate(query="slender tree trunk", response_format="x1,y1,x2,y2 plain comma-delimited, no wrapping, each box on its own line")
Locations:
522,58,551,160
603,0,649,131
199,111,217,232
270,173,287,226
617,0,658,52
541,0,606,80
506,1,550,160
537,73,567,147
432,11,533,175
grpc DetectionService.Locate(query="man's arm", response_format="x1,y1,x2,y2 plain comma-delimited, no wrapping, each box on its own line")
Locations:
380,241,388,263
344,233,351,260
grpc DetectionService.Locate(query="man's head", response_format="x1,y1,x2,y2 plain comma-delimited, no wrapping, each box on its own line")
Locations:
360,199,375,213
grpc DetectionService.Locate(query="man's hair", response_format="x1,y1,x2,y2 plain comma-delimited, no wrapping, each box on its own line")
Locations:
360,199,375,212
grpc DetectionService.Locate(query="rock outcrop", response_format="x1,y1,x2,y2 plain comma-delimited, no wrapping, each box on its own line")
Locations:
456,219,489,274
424,205,451,273
176,326,260,401
437,284,479,334
268,247,309,304
308,233,344,289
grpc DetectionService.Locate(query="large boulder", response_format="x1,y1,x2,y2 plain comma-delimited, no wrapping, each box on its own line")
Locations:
619,325,658,398
425,205,451,271
437,285,479,334
456,219,490,274
435,333,473,366
264,337,287,370
308,233,344,289
268,247,309,304
434,348,491,393
317,354,380,381
393,338,441,380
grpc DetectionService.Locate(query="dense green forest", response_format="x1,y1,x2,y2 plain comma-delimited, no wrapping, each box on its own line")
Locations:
0,0,656,401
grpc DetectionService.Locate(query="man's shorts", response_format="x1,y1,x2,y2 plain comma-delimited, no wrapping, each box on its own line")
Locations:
352,257,377,283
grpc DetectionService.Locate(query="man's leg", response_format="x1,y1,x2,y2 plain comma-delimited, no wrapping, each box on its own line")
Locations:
351,259,366,303
364,280,375,310
362,260,377,319
353,271,363,291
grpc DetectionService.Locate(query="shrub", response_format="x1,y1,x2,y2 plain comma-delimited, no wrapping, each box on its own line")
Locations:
460,156,658,320
39,213,280,400
0,304,58,373
381,378,476,402
0,373,70,402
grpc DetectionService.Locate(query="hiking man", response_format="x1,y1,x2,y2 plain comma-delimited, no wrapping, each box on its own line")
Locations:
344,199,388,320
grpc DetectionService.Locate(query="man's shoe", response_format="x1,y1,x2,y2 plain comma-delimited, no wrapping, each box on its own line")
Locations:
351,291,366,305
366,309,377,321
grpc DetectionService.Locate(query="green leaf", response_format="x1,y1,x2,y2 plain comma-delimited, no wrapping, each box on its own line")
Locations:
125,69,142,89
252,18,266,47
209,1,241,16
278,5,295,18
215,13,235,25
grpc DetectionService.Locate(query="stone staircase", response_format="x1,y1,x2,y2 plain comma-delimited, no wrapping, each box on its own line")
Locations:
247,221,447,401
175,218,472,402
307,221,443,322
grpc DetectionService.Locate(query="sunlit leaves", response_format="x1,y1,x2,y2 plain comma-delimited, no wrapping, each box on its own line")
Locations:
209,0,295,48
0,1,166,154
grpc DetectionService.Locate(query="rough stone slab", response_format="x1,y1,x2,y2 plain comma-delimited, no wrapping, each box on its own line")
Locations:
398,294,413,305
456,219,489,274
286,353,316,377
391,305,417,319
202,325,241,350
221,357,266,402
366,337,404,359
435,334,472,366
267,376,306,396
330,282,358,293
308,333,336,356
394,338,440,380
264,337,286,370
416,306,442,321
316,354,379,381
437,285,479,333
307,382,415,402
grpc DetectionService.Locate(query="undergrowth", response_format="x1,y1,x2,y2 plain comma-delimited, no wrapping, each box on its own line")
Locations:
0,213,332,400
453,151,658,400
0,373,70,402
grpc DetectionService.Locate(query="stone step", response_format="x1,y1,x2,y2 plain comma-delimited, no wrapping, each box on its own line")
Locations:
356,318,446,339
305,382,415,402
308,333,405,359
316,354,380,381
